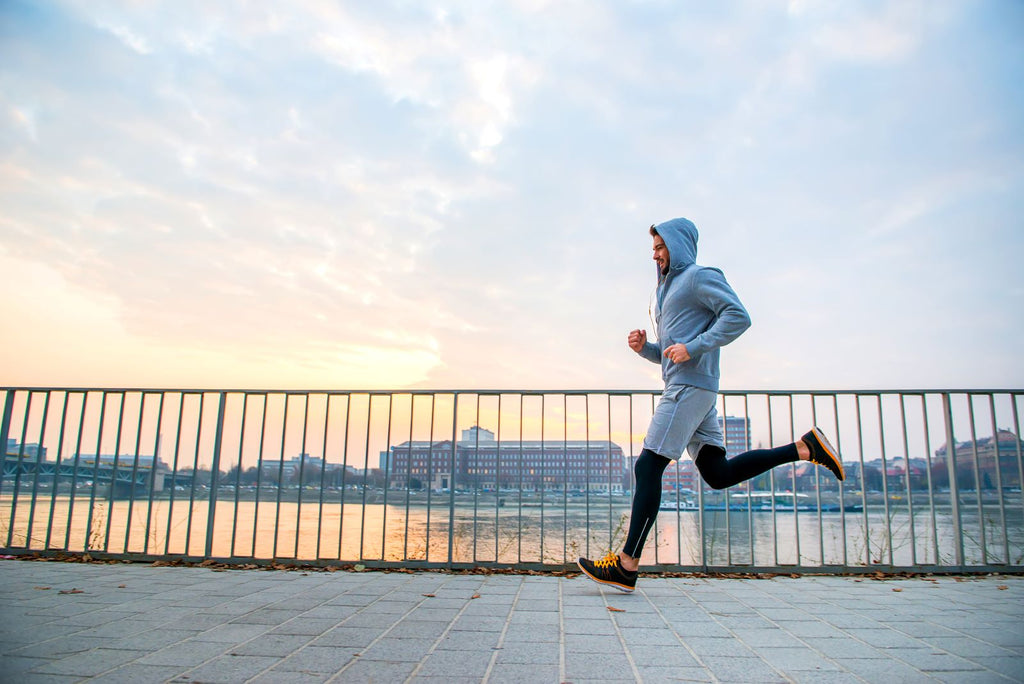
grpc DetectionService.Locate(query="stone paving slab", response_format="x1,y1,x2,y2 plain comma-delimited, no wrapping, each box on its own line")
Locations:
0,559,1022,683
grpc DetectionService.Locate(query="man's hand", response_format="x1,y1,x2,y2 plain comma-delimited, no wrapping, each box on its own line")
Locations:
627,329,647,352
663,344,691,364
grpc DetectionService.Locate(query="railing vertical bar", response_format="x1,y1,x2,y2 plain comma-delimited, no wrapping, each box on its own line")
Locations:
789,394,799,567
898,394,917,567
402,396,413,561
251,393,269,559
0,389,13,489
163,393,185,556
3,392,29,547
744,394,754,567
25,391,52,550
0,390,15,544
447,392,459,568
494,394,502,564
606,394,613,560
966,395,986,564
987,393,1009,564
204,392,226,559
585,394,592,559
832,394,847,569
876,394,893,566
123,392,147,553
13,393,36,547
45,391,71,550
142,393,165,556
185,393,208,556
810,395,823,567
648,394,662,566
359,394,373,562
855,395,870,566
920,394,940,565
231,393,248,559
102,392,128,553
518,395,524,564
565,393,573,565
472,394,481,563
673,392,682,566
64,393,90,552
293,393,311,560
767,394,778,567
425,394,437,562
272,393,289,560
627,394,639,565
723,395,732,567
84,392,108,554
1013,394,1024,554
378,394,393,562
942,392,965,569
337,394,352,561
314,394,331,561
540,394,546,565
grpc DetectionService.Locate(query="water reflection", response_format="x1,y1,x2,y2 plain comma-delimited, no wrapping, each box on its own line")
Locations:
3,493,1020,568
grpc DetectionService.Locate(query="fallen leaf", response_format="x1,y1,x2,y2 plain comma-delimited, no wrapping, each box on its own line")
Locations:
608,606,625,612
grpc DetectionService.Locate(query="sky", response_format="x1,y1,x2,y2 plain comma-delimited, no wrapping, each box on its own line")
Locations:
1,0,1022,394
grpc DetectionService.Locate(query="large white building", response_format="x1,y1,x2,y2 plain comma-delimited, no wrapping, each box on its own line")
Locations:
380,426,629,492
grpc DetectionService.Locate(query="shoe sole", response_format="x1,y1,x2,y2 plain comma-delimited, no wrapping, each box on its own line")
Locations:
811,427,844,481
576,559,635,593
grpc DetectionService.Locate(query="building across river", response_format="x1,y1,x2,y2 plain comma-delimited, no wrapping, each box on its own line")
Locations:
380,426,629,493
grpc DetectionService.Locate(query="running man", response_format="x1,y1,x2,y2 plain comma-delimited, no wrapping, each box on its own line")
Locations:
577,218,844,592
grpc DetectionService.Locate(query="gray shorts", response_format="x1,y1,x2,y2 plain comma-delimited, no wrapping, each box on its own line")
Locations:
642,385,724,461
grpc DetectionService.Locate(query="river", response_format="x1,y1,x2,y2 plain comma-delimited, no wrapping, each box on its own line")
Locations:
3,489,1021,569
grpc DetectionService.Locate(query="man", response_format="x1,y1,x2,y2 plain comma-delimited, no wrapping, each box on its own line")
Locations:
577,217,843,593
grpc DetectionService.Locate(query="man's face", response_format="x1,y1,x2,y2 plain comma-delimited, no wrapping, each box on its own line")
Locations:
652,234,670,274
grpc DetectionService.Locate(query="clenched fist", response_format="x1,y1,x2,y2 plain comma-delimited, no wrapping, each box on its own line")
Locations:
628,329,647,352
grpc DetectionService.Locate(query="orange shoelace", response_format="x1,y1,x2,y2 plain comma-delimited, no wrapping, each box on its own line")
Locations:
593,552,620,569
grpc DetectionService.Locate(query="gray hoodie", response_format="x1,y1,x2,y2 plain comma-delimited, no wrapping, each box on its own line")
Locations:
638,217,751,392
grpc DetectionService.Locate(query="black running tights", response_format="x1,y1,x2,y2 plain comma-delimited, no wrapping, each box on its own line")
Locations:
622,443,800,558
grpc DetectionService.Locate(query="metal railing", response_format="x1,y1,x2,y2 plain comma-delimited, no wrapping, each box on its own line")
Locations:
1,387,1021,573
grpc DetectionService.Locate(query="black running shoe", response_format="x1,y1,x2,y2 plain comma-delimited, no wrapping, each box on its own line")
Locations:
803,427,844,481
576,552,637,593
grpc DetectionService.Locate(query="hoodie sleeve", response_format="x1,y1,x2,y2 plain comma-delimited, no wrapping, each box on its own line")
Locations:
638,340,661,364
682,268,751,357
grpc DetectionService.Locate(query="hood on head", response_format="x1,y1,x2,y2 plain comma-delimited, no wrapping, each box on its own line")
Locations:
653,217,698,276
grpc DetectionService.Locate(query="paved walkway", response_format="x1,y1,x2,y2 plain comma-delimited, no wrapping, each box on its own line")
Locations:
0,559,1022,683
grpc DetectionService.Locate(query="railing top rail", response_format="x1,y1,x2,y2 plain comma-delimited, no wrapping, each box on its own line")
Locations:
1,386,1021,395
